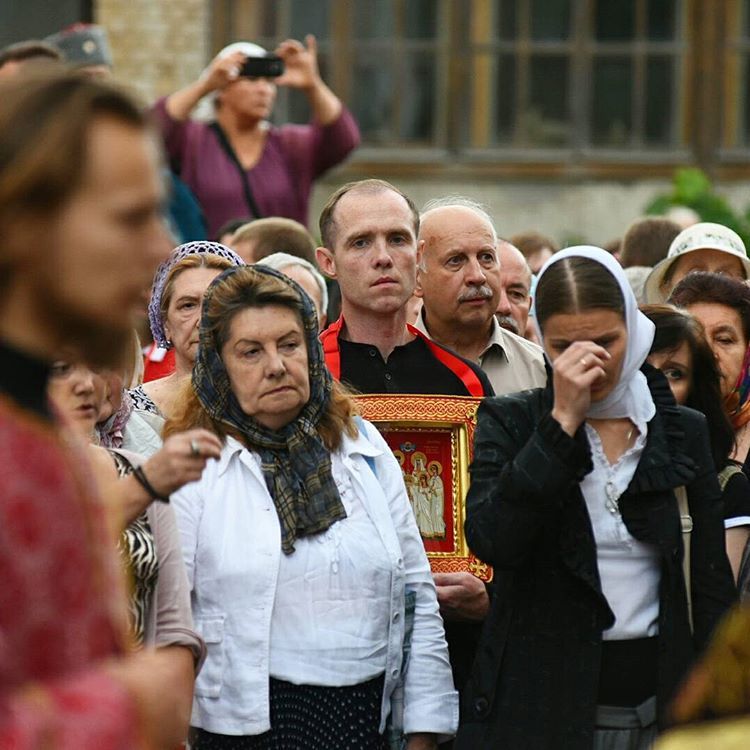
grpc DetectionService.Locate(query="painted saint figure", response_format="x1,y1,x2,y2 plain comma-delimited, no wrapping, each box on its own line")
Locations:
428,461,446,538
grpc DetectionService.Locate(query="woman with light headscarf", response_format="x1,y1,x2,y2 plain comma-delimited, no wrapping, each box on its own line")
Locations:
455,247,735,750
152,37,359,238
166,264,456,749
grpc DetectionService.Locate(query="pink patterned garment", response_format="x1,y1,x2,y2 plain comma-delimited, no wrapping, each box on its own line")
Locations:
0,397,143,748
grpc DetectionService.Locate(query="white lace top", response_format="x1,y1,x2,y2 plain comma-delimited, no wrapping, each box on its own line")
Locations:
581,421,660,640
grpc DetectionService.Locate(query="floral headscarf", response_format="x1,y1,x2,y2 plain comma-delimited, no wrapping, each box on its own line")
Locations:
147,241,244,349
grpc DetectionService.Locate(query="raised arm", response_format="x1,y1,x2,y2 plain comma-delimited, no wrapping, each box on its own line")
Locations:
165,50,247,122
274,35,342,125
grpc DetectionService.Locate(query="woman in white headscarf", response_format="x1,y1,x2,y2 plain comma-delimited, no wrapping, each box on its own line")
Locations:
455,247,735,750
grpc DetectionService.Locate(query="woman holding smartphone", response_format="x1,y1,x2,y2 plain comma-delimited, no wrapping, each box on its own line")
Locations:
456,247,735,750
153,36,360,237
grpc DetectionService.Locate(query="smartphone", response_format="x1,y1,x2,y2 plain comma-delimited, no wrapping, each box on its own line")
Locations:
240,55,284,78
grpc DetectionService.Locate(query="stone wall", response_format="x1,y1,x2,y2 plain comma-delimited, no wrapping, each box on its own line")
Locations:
96,0,209,104
312,175,750,247
93,0,750,244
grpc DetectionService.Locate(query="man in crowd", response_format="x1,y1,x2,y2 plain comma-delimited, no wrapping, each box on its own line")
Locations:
620,216,681,303
230,216,317,264
415,198,545,396
0,71,192,747
509,229,558,274
316,181,493,713
496,240,535,340
316,179,492,398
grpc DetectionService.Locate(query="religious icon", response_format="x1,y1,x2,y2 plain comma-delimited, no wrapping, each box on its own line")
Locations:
355,394,492,582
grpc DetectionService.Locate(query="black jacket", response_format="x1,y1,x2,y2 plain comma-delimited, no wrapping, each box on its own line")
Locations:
455,366,736,750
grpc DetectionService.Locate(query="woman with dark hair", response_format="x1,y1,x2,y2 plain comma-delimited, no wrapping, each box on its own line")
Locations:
166,264,457,749
456,247,735,750
642,304,750,580
668,273,750,475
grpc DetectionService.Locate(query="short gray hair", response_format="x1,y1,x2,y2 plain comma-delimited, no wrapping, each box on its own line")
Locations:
256,252,329,313
420,196,498,243
418,196,498,271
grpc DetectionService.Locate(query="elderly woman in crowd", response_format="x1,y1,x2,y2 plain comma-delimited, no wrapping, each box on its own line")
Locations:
130,241,243,442
643,304,750,581
668,274,750,587
456,247,735,750
644,222,750,303
153,36,359,237
165,265,457,749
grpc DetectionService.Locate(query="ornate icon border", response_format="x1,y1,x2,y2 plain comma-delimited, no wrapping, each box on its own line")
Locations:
356,394,492,582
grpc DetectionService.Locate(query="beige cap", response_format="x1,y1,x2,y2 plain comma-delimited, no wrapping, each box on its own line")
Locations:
643,222,750,303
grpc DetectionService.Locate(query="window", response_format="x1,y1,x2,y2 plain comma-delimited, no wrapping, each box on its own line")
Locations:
721,0,750,160
211,0,746,175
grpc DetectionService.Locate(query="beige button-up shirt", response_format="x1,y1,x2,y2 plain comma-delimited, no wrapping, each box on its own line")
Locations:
415,312,546,396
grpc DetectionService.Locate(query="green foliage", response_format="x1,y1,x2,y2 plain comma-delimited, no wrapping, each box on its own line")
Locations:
645,168,750,248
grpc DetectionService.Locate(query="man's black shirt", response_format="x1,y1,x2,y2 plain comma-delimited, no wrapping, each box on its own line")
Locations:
338,336,494,396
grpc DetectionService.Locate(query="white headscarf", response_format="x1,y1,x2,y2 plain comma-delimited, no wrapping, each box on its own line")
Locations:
533,246,656,424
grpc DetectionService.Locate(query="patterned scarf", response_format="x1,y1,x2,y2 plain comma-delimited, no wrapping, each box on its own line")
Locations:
96,388,133,448
725,344,750,430
147,241,245,349
192,265,346,554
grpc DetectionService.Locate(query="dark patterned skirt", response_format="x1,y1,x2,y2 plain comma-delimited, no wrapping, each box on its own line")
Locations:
192,674,388,750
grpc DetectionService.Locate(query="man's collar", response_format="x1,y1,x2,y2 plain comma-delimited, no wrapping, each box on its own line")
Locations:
415,308,505,361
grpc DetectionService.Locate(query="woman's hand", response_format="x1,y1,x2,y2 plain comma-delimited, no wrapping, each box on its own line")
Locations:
550,341,611,436
199,50,247,94
144,428,223,498
274,35,321,91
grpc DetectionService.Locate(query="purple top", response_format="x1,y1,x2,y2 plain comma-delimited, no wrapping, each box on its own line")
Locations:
152,97,360,237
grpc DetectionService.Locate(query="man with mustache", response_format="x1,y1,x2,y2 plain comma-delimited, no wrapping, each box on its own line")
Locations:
415,198,545,396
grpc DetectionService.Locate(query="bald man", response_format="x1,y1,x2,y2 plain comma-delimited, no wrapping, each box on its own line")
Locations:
415,199,545,396
496,241,533,337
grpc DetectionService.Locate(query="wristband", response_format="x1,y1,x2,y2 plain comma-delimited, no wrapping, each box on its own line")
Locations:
131,464,170,503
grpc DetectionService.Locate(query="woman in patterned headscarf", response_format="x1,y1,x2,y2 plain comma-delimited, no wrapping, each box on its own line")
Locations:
129,241,244,443
164,264,457,749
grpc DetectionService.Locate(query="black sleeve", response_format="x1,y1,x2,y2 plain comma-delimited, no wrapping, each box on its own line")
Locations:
722,470,750,525
464,393,591,568
682,409,738,649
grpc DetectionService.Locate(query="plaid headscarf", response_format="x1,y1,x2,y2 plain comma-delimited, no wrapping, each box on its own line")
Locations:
192,264,346,554
148,241,245,349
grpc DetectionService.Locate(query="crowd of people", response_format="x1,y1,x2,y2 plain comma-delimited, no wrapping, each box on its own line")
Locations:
2,22,750,750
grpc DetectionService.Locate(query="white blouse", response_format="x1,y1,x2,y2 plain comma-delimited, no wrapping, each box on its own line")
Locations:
269,458,392,685
581,422,661,641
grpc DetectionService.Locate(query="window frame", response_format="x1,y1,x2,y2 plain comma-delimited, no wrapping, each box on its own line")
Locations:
210,0,747,179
